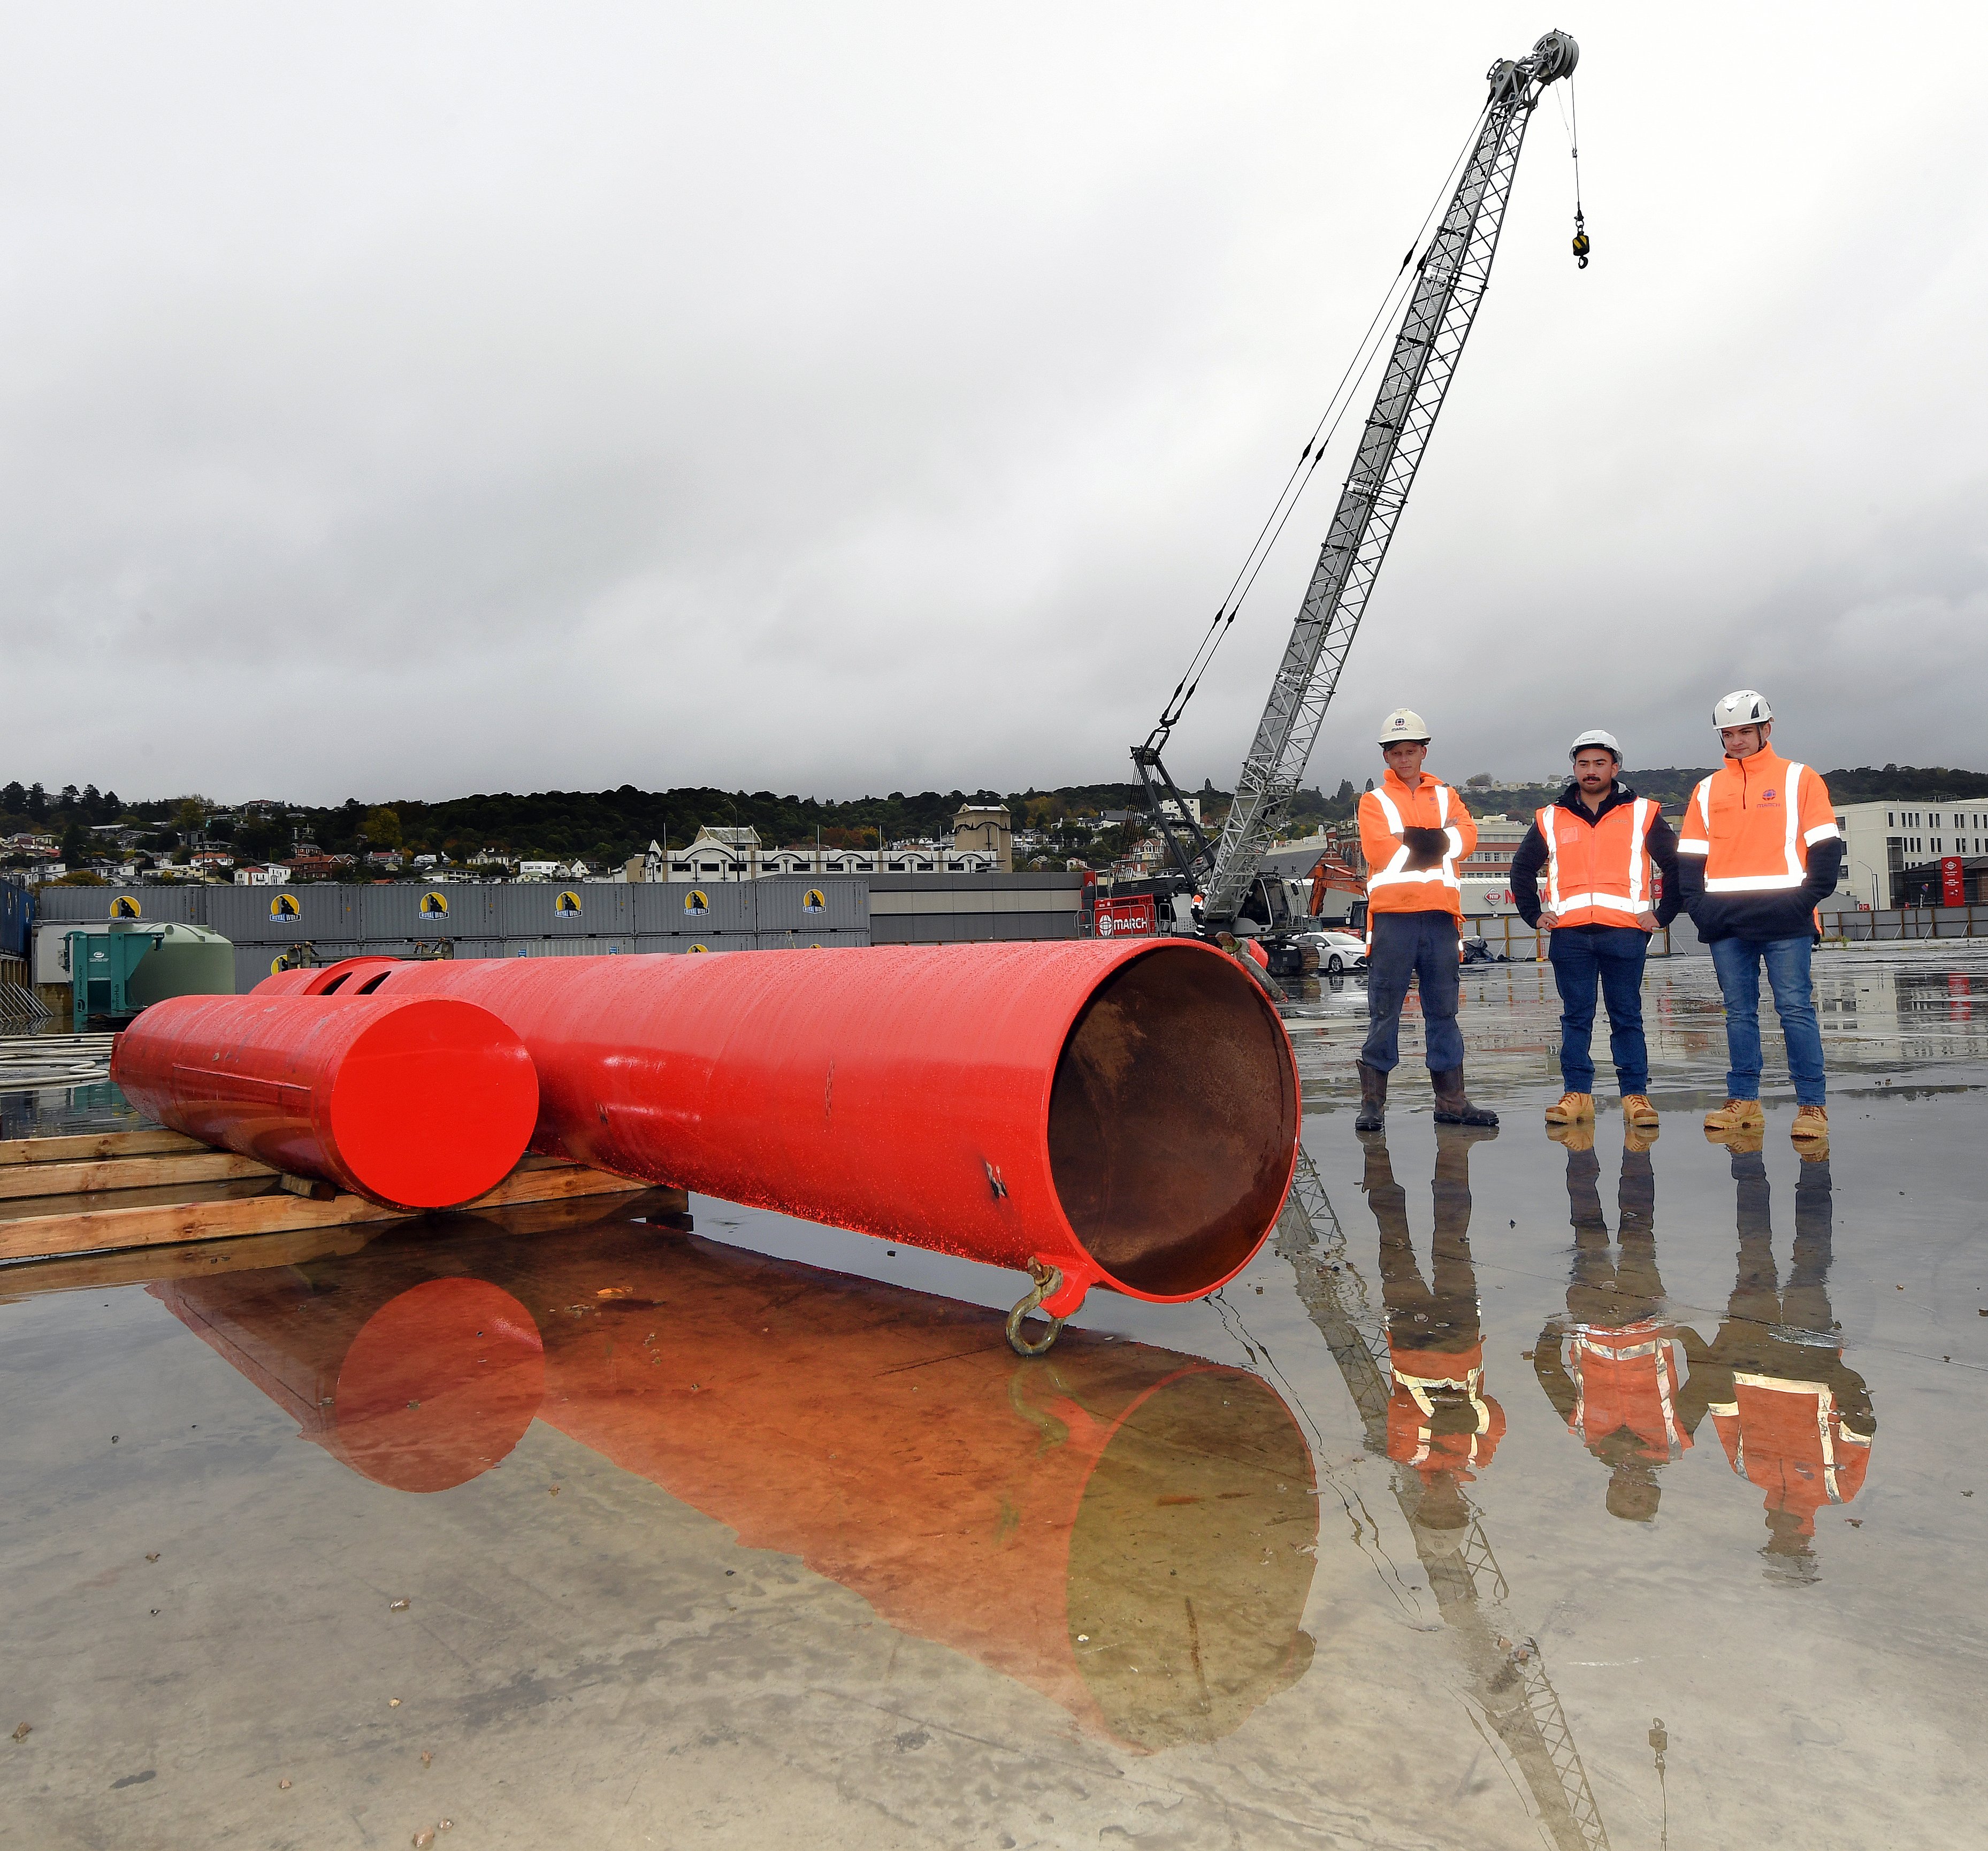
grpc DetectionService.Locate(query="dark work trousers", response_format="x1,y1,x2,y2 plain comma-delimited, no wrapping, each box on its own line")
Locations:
1547,923,1651,1095
1361,911,1463,1074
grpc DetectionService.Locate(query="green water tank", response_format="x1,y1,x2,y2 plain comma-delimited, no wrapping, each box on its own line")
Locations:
68,921,235,1027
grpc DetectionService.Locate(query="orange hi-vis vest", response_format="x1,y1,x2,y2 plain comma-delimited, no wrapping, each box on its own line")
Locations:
1554,1319,1692,1464
1359,771,1478,920
1678,748,1838,897
1536,797,1661,930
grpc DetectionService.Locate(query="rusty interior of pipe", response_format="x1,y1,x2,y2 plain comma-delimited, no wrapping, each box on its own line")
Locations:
1047,946,1298,1296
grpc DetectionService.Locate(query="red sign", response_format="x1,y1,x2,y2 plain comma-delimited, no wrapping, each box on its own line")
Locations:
1942,855,1966,907
1094,895,1157,938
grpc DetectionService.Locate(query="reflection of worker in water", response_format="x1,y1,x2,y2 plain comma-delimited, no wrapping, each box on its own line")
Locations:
1693,1141,1874,1567
1533,1127,1706,1521
1362,1126,1504,1533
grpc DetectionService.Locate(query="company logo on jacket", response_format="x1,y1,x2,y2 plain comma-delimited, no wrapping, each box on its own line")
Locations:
1758,787,1779,804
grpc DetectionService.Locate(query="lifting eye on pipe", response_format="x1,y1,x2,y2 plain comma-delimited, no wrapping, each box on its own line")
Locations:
1006,1262,1068,1357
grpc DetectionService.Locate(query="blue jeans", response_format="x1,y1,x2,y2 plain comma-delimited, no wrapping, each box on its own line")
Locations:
1547,924,1650,1095
1708,935,1825,1106
1360,911,1464,1074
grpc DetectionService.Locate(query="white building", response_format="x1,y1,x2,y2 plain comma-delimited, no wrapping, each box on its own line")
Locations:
648,824,987,883
233,864,290,886
1833,798,1988,910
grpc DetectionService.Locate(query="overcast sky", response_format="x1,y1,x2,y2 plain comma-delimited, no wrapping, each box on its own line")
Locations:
3,3,1983,808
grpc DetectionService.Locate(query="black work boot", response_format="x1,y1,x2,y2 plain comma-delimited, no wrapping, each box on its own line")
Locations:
1431,1067,1498,1127
1355,1062,1388,1133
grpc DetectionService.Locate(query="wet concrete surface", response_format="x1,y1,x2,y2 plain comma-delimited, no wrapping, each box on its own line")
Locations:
1,945,1984,1848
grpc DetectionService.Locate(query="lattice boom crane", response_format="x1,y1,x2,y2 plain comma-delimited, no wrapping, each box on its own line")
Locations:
1134,29,1579,943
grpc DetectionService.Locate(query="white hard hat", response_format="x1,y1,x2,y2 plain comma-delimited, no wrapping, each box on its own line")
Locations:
1569,728,1622,760
1712,689,1772,728
1378,708,1431,746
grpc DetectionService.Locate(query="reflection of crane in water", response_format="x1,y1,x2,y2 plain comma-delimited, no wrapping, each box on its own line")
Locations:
1274,1144,1610,1851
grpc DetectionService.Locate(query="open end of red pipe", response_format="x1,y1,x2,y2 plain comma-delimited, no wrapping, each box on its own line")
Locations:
1047,945,1298,1298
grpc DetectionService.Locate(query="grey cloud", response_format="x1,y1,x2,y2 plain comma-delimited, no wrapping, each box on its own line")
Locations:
2,3,1983,806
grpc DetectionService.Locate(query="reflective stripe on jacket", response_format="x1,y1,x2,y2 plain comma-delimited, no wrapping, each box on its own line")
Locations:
1675,748,1843,943
1709,1372,1872,1537
1537,796,1659,930
1358,772,1478,919
1678,751,1838,891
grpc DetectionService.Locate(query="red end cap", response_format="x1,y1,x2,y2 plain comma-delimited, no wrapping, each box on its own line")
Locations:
327,998,539,1209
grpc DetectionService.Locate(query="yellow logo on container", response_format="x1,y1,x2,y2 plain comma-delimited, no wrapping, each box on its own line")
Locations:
110,896,142,918
685,889,709,916
270,955,286,976
556,890,582,915
689,943,709,954
420,891,449,916
802,888,827,914
270,892,301,919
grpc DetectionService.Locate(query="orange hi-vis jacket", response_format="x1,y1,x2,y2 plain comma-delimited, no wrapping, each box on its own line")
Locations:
1385,1338,1505,1484
1676,747,1841,942
1359,771,1478,920
1535,797,1662,930
1710,1371,1872,1538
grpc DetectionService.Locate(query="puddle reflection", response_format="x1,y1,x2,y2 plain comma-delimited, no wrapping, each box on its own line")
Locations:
1698,1144,1875,1573
150,1198,1319,1753
1535,1133,1695,1521
1276,1133,1612,1851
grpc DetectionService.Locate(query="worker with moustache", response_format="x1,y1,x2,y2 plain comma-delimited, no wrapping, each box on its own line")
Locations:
1354,709,1497,1131
1674,692,1842,1145
1510,730,1681,1129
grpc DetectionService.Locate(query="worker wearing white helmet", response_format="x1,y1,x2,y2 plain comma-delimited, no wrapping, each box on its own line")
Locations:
1353,708,1496,1131
1510,729,1680,1130
1674,691,1841,1145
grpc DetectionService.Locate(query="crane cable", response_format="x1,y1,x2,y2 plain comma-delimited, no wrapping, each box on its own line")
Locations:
1155,102,1493,735
1558,74,1588,267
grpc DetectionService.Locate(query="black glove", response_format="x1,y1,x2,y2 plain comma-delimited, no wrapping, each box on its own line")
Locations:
1401,826,1449,870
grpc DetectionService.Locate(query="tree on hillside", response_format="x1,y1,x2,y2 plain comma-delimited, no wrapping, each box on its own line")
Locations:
363,807,403,850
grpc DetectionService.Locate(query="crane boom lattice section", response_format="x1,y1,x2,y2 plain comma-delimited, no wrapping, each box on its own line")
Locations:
1202,56,1555,927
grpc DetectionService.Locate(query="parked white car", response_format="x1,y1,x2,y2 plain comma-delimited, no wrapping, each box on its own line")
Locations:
1293,928,1367,975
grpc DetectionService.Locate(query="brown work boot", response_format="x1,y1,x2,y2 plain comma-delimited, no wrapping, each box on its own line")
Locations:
1791,1104,1830,1145
1432,1067,1498,1128
1547,1120,1595,1153
1622,1095,1659,1128
1544,1091,1595,1125
1354,1062,1388,1134
1702,1098,1765,1133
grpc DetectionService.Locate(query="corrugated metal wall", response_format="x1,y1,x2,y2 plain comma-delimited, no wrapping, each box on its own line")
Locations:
34,877,872,995
866,873,1084,944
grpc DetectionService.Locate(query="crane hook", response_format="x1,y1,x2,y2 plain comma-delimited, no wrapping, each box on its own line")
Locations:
1571,209,1590,270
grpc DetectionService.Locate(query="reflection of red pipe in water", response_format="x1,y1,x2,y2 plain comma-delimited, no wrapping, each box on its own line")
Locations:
261,942,1299,1318
113,992,539,1210
152,1256,545,1493
160,1207,1318,1750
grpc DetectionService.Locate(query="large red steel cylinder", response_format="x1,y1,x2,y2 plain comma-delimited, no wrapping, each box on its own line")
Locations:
112,992,539,1210
292,941,1301,1316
